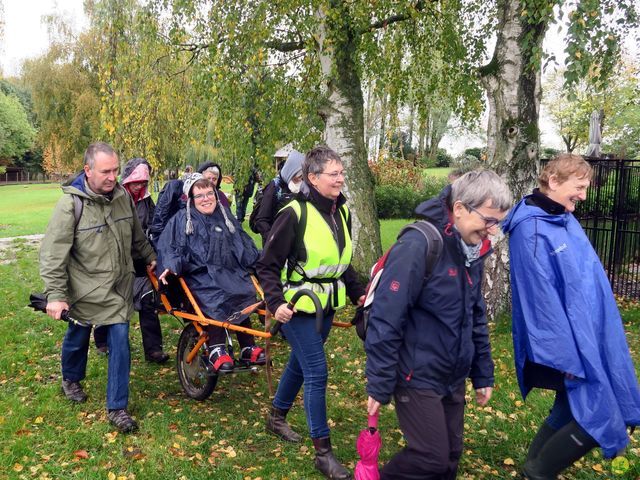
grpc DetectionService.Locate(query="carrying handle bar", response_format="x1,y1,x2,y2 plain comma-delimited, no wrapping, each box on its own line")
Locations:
270,289,323,336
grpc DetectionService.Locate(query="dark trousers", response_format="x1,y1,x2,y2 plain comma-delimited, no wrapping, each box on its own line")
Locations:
381,386,466,480
94,293,163,355
206,317,255,351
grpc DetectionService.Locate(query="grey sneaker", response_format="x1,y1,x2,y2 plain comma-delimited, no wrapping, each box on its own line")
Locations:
61,380,87,403
107,409,138,433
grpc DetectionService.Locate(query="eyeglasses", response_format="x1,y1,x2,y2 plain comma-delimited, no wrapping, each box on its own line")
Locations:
465,204,501,228
318,171,345,180
193,191,216,200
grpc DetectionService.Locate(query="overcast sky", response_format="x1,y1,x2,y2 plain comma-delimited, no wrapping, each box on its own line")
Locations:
1,0,87,77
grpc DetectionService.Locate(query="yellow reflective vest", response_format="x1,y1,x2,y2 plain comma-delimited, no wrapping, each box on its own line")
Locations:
281,200,353,313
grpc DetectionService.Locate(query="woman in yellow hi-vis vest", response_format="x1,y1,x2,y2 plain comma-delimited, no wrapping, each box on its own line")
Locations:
257,145,365,480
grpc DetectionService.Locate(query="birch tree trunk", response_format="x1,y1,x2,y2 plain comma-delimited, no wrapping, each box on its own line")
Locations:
316,7,382,275
480,0,547,319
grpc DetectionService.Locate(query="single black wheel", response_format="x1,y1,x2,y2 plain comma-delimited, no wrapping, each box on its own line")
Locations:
176,323,218,400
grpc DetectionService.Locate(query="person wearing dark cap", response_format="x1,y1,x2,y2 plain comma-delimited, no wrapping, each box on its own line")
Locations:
197,162,230,209
155,174,265,372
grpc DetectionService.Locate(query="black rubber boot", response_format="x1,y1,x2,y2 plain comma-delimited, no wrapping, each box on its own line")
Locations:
265,407,302,443
522,420,598,480
526,422,557,462
312,437,352,480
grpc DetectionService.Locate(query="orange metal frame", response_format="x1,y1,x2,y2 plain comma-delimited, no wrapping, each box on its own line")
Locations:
147,269,352,365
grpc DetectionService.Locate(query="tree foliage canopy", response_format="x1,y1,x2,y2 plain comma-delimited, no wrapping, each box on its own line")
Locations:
0,90,36,161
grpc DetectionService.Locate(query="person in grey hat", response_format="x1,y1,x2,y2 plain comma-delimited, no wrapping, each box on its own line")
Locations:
155,174,265,373
249,149,306,246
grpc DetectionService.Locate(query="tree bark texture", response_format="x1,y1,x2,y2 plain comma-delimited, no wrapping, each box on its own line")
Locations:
480,0,547,319
316,6,382,276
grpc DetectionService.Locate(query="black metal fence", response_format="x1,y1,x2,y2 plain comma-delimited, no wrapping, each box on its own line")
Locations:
573,158,640,299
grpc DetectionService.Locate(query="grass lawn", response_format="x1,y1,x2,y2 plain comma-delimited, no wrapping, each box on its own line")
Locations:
423,167,451,179
0,184,63,238
1,239,639,478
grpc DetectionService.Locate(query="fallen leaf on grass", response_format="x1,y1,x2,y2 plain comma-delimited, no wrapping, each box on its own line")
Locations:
591,464,604,472
34,416,44,424
503,458,515,466
13,463,23,472
73,450,90,460
123,447,145,460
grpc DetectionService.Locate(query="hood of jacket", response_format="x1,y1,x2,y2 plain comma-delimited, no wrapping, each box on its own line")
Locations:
122,157,152,182
197,161,223,189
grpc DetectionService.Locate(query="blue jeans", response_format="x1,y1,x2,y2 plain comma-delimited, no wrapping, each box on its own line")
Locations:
61,321,131,410
545,390,574,430
272,312,334,439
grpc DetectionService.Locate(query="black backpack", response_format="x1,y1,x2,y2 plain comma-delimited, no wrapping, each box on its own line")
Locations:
352,220,443,341
248,177,284,234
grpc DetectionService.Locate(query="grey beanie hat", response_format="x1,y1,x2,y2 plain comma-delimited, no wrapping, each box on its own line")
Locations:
183,173,204,235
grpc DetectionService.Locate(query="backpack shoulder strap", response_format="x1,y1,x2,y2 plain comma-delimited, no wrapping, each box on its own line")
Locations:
398,219,443,279
71,194,84,232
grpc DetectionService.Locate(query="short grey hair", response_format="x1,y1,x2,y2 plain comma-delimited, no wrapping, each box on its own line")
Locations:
302,145,342,182
450,169,512,211
84,142,117,169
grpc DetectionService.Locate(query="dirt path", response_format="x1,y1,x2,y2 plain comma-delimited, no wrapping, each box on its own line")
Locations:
0,234,44,254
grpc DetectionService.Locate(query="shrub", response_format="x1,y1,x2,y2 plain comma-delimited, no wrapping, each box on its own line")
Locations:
369,156,424,190
375,176,449,219
436,148,453,168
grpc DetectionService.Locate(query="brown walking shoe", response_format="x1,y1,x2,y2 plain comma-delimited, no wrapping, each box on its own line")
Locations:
145,350,170,364
107,409,138,433
61,380,87,403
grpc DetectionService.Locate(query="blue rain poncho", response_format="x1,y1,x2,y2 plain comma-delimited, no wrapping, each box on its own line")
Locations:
156,205,259,320
503,196,640,457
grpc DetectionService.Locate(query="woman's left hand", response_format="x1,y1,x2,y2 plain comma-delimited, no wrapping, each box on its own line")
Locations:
357,295,365,307
475,386,493,406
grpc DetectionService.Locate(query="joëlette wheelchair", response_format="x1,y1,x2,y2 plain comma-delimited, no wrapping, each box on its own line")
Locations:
147,269,352,401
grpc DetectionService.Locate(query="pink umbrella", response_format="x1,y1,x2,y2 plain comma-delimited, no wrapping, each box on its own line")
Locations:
355,413,381,480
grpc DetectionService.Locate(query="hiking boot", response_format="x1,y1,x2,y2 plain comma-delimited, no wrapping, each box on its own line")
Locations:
145,350,170,364
208,345,234,374
266,407,302,443
61,380,87,403
312,436,352,479
96,346,109,356
107,409,138,433
240,345,266,365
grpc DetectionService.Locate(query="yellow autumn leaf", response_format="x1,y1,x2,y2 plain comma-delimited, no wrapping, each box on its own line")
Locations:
13,463,23,472
503,458,515,465
108,472,116,480
591,463,604,472
35,416,44,424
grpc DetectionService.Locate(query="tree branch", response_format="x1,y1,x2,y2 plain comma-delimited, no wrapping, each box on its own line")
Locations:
265,39,305,52
365,1,427,33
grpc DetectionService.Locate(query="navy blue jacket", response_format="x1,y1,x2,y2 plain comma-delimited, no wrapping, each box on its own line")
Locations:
365,186,494,404
149,179,184,244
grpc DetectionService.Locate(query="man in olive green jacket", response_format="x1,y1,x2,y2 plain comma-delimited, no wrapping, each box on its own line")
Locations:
40,142,156,433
